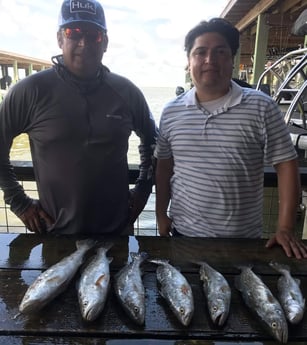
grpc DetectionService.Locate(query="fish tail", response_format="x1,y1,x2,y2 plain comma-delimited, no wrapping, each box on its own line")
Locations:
235,264,253,272
269,261,290,274
96,242,114,255
130,251,149,262
76,239,96,250
102,241,114,252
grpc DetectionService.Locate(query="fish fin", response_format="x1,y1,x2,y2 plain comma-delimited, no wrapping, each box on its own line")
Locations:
294,278,301,286
158,288,165,299
148,258,169,265
140,251,149,260
108,257,113,264
95,274,106,286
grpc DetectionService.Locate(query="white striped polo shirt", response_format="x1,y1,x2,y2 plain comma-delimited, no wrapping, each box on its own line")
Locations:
155,81,298,238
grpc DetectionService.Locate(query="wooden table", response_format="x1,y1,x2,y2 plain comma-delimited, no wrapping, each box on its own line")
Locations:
0,233,306,345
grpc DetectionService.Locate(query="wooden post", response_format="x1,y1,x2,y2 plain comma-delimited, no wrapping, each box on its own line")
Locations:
251,13,269,85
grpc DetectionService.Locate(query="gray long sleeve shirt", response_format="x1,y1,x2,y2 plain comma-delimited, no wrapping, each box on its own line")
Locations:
0,56,157,234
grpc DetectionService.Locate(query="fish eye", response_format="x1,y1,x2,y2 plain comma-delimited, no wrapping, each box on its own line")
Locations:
134,306,139,313
213,306,218,312
179,307,185,315
271,322,277,329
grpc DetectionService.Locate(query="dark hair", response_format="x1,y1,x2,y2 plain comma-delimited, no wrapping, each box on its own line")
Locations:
184,18,240,56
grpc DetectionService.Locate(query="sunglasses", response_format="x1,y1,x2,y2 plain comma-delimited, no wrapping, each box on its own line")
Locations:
62,27,104,43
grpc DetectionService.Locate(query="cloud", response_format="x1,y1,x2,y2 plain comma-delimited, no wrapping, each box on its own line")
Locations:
1,0,229,86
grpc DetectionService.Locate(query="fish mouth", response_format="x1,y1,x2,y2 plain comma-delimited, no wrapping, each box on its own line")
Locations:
288,310,304,324
212,311,228,327
132,315,145,326
181,312,193,326
84,305,102,322
274,328,288,344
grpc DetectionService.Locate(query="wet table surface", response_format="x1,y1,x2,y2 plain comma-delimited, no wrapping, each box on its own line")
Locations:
0,233,306,345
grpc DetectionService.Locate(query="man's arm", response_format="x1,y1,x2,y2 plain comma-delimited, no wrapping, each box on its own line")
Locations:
155,157,174,236
0,89,53,233
266,158,307,259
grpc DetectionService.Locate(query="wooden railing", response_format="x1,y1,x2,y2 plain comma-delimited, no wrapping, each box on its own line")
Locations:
1,161,307,238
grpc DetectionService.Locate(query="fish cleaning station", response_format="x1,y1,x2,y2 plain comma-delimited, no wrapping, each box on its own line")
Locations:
0,233,306,344
0,0,307,344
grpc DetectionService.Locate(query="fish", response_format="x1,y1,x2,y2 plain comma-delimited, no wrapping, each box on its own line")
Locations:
269,261,305,324
78,242,113,322
235,265,288,344
149,259,194,326
19,238,95,314
114,251,148,325
198,261,231,326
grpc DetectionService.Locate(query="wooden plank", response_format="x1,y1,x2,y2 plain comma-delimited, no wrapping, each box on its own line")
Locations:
0,234,307,343
10,160,307,187
1,338,306,345
1,234,307,274
236,0,278,31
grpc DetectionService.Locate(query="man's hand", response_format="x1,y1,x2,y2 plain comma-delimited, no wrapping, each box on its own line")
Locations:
128,186,151,225
19,200,54,234
157,214,172,237
266,229,307,259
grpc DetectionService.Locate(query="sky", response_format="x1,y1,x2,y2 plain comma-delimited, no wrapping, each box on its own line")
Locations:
0,0,229,87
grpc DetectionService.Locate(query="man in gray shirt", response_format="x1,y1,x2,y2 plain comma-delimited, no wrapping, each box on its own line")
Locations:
0,0,157,235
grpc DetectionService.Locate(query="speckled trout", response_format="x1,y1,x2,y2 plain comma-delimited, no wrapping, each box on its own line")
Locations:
19,239,95,314
269,261,305,324
78,242,113,322
114,252,148,325
149,259,194,326
199,261,231,326
235,266,288,344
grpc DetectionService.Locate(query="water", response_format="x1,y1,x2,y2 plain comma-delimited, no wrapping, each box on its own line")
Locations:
128,86,175,164
10,86,176,163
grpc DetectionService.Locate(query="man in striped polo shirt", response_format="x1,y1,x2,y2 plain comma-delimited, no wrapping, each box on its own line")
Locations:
155,18,307,259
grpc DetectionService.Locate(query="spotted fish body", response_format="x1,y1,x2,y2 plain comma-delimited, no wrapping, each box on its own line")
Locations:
19,239,95,314
235,266,288,344
149,259,194,326
269,261,305,324
199,261,231,326
78,242,113,322
114,252,148,325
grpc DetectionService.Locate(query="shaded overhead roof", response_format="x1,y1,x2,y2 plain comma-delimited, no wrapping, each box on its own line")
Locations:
220,0,307,64
0,50,52,71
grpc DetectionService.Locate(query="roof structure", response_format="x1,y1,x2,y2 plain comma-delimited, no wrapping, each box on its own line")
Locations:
220,0,307,66
0,50,52,71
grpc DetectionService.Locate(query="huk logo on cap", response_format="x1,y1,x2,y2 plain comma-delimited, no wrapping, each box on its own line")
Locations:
70,0,96,15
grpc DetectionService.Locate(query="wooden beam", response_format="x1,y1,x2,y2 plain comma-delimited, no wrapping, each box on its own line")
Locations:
236,0,279,31
280,0,307,13
220,0,239,17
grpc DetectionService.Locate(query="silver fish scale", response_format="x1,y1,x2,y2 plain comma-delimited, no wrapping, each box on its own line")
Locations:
270,261,305,324
199,262,231,326
19,239,95,314
78,243,113,322
235,266,288,344
114,252,147,325
150,259,194,327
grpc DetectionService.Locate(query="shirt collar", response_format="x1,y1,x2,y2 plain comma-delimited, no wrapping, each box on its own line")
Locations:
184,79,243,109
